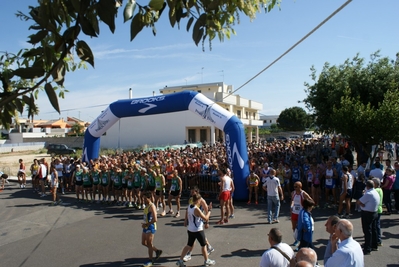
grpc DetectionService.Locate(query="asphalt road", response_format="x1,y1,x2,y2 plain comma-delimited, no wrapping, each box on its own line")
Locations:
1,179,399,267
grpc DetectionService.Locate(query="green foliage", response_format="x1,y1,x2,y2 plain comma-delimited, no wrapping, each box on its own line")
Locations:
303,51,399,157
70,122,84,136
277,106,310,131
0,0,281,129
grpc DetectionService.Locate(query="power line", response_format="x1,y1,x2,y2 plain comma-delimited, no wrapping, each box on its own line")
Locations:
225,0,353,99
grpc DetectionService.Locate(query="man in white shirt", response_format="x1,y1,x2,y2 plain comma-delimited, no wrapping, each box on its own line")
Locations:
369,162,384,181
357,180,379,255
263,169,284,224
325,219,364,267
260,227,294,267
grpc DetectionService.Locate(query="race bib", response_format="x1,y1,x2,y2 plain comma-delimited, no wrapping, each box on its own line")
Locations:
102,177,107,183
170,184,176,191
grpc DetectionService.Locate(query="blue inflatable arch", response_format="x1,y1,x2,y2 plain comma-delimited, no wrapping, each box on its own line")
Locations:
83,90,250,200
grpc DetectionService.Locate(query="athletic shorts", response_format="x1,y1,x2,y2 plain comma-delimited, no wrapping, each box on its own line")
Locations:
291,213,299,221
75,181,83,186
147,186,156,191
325,184,335,189
143,227,156,234
344,189,352,198
219,191,230,201
155,190,164,196
83,184,92,189
187,230,206,247
313,184,320,188
51,181,59,188
170,190,180,197
122,184,127,189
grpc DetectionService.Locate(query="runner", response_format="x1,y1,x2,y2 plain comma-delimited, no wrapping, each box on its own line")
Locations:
167,169,182,217
183,186,214,262
216,168,233,225
30,159,40,192
176,192,215,267
153,168,166,216
141,191,162,267
49,164,61,206
17,158,26,188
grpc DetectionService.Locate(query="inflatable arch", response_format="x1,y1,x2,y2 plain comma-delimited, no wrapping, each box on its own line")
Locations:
83,90,250,200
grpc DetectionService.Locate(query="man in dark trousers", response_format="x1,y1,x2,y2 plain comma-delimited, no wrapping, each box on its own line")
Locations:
357,180,379,255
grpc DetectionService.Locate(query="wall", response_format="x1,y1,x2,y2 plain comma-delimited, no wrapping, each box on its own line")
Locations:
100,110,216,149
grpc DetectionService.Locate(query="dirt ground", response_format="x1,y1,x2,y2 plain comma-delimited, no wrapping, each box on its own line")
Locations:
0,151,51,176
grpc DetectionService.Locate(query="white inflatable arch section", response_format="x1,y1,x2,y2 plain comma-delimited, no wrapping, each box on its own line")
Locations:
83,91,250,200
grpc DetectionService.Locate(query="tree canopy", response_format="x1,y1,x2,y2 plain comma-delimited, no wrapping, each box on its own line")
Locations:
0,0,281,128
303,51,399,161
277,106,311,131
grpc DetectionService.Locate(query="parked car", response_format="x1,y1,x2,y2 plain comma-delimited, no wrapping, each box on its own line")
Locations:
276,136,288,142
289,135,301,140
47,144,76,156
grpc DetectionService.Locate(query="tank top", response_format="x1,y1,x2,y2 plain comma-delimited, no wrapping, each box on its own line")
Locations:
155,175,163,190
31,165,39,176
187,204,204,232
307,171,313,183
292,191,304,215
325,169,334,186
83,173,91,186
143,203,156,231
346,173,353,190
75,170,83,182
222,176,232,192
92,171,100,185
170,177,180,191
292,167,301,182
101,172,109,185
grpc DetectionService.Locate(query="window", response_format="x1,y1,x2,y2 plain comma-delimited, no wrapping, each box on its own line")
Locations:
237,110,241,118
245,112,248,119
188,129,196,143
200,129,207,142
270,120,272,123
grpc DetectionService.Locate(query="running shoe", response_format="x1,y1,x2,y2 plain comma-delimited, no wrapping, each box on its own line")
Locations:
142,261,152,267
229,214,235,219
57,199,63,205
40,193,47,198
50,201,57,206
292,240,299,246
174,212,180,218
272,219,279,224
204,259,216,266
154,249,162,261
167,210,174,215
207,247,215,255
183,254,191,262
176,259,185,267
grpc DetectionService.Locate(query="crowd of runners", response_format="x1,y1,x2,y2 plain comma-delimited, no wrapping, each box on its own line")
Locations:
2,136,399,266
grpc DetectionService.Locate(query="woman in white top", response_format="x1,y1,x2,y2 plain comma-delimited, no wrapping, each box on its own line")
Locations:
176,193,215,267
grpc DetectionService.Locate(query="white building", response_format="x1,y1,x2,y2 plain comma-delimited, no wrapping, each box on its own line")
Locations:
100,82,263,149
260,115,279,128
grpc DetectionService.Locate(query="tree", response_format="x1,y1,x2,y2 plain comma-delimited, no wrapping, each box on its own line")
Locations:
0,0,281,128
70,122,84,136
303,51,399,163
277,106,310,131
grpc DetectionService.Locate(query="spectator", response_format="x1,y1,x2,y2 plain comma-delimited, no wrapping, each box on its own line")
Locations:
371,178,383,247
296,198,315,250
263,169,284,224
260,227,294,267
323,215,340,265
325,219,364,267
290,247,318,267
357,180,379,255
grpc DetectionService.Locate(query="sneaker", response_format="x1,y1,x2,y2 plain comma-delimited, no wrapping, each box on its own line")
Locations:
247,201,251,205
204,259,216,266
160,211,166,216
223,219,229,224
128,203,133,208
207,247,215,255
345,214,350,219
154,249,162,261
40,193,47,197
174,212,180,218
272,219,279,224
167,210,174,215
62,191,65,195
50,201,57,206
176,259,185,267
142,261,153,267
378,243,383,247
292,240,299,246
229,214,235,219
57,199,63,205
183,254,191,262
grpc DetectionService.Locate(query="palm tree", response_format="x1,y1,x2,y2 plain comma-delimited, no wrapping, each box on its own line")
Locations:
71,123,84,136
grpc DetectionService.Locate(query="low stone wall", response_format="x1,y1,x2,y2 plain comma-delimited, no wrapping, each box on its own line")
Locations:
0,142,46,153
22,136,85,149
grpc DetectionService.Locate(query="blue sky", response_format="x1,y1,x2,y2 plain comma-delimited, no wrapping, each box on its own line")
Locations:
1,0,398,123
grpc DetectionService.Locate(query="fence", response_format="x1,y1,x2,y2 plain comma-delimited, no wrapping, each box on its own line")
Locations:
176,174,220,198
0,142,46,153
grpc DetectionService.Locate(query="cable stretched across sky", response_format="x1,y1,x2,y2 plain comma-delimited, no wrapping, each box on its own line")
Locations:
225,0,353,99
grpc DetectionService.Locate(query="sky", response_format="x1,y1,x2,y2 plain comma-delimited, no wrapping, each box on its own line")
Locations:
1,0,398,123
